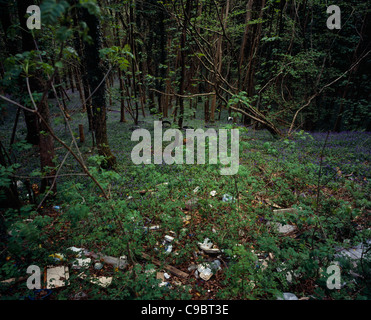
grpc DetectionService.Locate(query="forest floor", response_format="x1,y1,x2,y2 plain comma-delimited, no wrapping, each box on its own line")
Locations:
0,87,370,300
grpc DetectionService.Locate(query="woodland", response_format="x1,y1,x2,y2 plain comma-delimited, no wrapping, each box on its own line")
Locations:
0,0,370,300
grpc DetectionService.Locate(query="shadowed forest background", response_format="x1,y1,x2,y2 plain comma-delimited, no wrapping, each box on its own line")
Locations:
0,0,370,300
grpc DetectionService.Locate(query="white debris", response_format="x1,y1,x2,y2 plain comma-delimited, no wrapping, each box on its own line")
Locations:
94,262,103,270
164,235,174,242
72,258,91,270
144,225,161,231
165,245,173,254
46,266,69,289
335,241,371,261
67,247,85,257
210,190,217,197
198,238,221,254
164,273,171,279
86,252,128,270
222,194,234,202
85,275,112,288
193,186,200,193
182,215,191,223
277,292,299,300
196,260,221,281
267,221,296,234
197,265,213,281
158,281,169,287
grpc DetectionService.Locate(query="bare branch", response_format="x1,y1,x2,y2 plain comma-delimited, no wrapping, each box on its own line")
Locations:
288,49,371,134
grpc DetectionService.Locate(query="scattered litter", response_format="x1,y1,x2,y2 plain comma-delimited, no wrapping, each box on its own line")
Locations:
156,272,165,281
85,252,128,270
198,238,221,254
164,235,174,242
277,292,299,300
334,240,371,261
67,247,85,257
72,258,91,270
53,206,61,210
267,221,297,234
264,200,283,209
210,190,217,197
46,266,69,289
164,245,173,254
182,215,191,224
222,194,235,203
196,260,221,281
158,281,169,287
257,258,269,271
78,273,112,288
142,253,189,279
49,253,64,262
196,265,212,281
193,186,200,193
144,225,161,231
210,259,221,271
164,273,171,279
94,262,103,270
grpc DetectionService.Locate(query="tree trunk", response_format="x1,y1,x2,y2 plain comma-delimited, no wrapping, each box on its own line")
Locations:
178,0,192,129
80,7,116,167
16,0,40,145
238,0,254,91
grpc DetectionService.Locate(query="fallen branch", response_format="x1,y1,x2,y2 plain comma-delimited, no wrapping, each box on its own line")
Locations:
141,253,189,279
150,88,215,99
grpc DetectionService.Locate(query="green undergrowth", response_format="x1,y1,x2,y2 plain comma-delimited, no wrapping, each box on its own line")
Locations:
1,119,370,300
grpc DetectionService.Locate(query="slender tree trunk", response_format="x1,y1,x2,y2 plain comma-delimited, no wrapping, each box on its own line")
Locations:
80,7,116,167
16,0,40,145
178,0,192,129
238,0,254,91
17,0,56,193
74,66,86,111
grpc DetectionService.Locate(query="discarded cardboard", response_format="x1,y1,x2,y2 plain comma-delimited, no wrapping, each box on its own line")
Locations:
46,266,69,289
